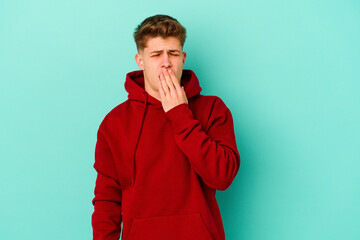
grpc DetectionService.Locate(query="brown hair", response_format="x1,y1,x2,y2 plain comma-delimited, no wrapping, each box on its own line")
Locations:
133,14,187,52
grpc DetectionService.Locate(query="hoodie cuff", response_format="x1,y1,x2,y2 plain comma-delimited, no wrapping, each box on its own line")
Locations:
164,103,195,131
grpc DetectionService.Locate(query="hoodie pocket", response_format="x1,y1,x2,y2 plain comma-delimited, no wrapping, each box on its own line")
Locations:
127,212,213,240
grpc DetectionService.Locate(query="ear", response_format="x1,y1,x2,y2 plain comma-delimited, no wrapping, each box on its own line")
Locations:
182,51,187,66
135,52,144,70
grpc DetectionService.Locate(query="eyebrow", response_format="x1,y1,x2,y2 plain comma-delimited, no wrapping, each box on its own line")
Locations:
150,50,181,54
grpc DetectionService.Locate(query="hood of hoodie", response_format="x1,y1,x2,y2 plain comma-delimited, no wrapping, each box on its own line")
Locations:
125,69,202,107
123,69,202,187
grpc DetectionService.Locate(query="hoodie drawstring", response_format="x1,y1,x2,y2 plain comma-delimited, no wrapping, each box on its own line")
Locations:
132,92,148,187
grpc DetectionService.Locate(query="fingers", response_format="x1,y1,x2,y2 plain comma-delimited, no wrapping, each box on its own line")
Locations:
159,73,170,96
158,69,188,108
158,79,166,99
167,69,183,95
162,70,177,95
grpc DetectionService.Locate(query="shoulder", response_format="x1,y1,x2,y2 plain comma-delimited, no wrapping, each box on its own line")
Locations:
193,95,229,112
190,95,231,127
98,100,131,131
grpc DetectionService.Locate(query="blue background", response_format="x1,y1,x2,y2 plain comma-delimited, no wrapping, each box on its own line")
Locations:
1,0,359,239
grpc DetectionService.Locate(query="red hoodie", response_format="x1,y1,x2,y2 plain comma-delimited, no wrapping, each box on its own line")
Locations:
92,69,240,240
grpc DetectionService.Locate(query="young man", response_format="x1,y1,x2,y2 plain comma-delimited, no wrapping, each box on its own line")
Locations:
91,14,241,240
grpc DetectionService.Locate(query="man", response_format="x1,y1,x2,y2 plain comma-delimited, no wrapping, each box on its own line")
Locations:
91,14,240,240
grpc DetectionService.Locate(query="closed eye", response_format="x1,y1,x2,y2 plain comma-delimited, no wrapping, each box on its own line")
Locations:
151,53,180,57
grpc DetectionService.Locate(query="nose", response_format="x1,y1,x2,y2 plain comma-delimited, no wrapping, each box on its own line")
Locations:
162,53,172,68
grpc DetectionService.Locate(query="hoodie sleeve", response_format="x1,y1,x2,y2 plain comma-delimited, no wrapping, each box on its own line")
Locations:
164,97,240,191
92,128,122,240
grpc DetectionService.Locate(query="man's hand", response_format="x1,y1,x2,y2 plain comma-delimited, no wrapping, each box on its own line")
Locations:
158,69,188,112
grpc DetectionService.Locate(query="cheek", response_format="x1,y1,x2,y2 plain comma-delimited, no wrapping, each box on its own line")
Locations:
144,59,159,67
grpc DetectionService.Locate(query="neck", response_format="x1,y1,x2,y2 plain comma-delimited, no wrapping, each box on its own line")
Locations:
144,79,161,102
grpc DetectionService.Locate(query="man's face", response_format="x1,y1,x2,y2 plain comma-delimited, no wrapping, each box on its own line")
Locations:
135,36,187,92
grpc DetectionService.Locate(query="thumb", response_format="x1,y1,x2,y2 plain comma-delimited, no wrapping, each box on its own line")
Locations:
182,86,187,97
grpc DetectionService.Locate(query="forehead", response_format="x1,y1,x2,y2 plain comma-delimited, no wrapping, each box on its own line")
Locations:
144,36,182,52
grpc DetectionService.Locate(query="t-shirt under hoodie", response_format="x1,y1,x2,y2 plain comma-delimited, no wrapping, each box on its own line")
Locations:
91,69,241,240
